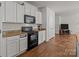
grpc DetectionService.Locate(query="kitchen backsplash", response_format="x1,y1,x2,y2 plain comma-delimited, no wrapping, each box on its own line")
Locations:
2,23,38,31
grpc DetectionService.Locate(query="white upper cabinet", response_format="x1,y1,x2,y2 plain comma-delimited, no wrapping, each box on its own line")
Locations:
30,5,37,17
0,2,38,23
30,5,35,16
24,2,31,15
0,2,5,22
24,2,37,17
36,11,42,24
5,2,16,22
16,3,24,23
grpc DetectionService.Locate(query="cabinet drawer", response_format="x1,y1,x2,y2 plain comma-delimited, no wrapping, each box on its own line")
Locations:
6,36,19,57
7,36,19,44
7,36,19,40
7,39,19,47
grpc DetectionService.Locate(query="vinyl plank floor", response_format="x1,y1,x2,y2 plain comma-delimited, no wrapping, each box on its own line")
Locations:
19,34,77,57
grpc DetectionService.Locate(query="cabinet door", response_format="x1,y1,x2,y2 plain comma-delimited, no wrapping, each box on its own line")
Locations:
77,42,79,56
43,31,45,42
47,8,55,40
36,11,42,24
0,22,2,56
38,31,44,44
24,2,31,15
31,5,37,17
39,12,42,24
7,36,19,57
20,37,27,52
16,3,24,23
38,31,42,44
5,2,16,22
0,38,7,57
41,31,45,43
0,2,5,22
30,5,35,16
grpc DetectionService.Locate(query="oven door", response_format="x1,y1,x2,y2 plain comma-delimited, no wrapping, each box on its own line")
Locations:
29,32,38,43
30,34,38,42
24,15,35,24
28,32,38,50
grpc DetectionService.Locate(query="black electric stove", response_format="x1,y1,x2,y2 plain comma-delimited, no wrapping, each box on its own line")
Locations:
22,27,38,51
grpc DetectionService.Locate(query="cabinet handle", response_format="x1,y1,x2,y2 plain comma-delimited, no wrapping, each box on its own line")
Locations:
0,30,1,33
0,3,1,7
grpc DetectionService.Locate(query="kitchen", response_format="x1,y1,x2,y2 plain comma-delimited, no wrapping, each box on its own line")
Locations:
0,1,55,57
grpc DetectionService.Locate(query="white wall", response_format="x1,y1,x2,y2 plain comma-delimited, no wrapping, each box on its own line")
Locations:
55,15,61,34
61,13,79,34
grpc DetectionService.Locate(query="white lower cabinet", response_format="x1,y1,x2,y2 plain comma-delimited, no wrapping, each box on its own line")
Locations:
42,31,45,42
6,36,19,57
0,38,7,57
77,42,79,57
6,35,27,57
38,31,43,44
20,36,27,52
38,30,45,45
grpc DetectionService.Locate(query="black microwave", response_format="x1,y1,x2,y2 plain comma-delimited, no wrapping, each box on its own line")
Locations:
24,15,35,24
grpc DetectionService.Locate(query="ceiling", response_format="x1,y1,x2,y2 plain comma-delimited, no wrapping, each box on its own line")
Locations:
28,1,79,16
